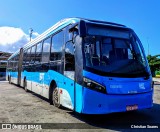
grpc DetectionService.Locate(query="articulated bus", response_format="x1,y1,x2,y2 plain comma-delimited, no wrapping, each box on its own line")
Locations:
6,18,153,114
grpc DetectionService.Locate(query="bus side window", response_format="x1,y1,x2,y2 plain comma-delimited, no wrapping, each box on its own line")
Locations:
65,42,75,71
64,42,75,80
35,42,42,64
30,46,36,64
42,37,51,63
50,31,63,62
50,31,64,73
25,48,31,66
23,50,27,66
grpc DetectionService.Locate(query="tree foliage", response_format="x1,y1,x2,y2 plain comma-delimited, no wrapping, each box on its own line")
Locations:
147,54,160,76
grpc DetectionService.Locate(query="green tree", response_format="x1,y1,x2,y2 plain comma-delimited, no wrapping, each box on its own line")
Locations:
147,54,160,77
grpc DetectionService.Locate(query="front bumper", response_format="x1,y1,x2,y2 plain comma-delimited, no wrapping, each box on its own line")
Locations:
82,88,153,114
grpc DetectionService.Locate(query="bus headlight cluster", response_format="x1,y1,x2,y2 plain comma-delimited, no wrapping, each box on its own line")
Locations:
83,77,106,93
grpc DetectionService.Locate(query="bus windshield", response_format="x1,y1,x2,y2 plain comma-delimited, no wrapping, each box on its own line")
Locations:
83,26,148,77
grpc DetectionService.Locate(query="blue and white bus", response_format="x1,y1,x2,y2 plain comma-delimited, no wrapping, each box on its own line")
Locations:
6,18,153,114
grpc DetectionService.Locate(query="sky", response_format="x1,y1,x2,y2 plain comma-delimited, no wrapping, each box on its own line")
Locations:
0,0,160,55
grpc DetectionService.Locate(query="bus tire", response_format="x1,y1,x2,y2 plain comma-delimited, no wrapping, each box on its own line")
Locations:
50,82,60,108
24,79,28,92
52,87,61,108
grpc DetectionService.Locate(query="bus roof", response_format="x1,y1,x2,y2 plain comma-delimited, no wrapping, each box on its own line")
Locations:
8,17,127,60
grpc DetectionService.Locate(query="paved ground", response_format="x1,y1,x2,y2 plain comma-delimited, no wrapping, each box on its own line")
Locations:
0,81,160,132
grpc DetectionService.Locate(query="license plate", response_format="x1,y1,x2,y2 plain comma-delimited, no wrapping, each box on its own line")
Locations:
126,105,138,111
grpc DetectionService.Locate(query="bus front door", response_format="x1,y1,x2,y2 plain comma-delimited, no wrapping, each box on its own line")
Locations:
63,41,75,110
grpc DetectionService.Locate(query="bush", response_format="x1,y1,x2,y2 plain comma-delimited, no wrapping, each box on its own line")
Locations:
156,71,160,75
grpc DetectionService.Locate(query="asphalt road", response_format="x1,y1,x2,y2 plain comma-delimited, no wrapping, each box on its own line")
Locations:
0,81,160,132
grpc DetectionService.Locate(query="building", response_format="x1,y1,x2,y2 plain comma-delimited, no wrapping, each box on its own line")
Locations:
0,51,12,79
0,51,12,60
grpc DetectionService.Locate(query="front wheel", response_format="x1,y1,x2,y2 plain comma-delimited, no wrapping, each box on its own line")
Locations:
52,87,60,108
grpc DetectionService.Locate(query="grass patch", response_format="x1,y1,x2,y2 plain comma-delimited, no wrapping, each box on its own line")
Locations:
155,75,160,78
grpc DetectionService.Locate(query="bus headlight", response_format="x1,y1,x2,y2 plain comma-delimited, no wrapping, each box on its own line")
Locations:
83,77,106,93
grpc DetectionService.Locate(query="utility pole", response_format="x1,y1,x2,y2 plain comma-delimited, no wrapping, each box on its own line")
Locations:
29,28,33,41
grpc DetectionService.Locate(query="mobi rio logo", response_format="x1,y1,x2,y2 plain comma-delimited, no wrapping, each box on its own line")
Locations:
139,83,145,89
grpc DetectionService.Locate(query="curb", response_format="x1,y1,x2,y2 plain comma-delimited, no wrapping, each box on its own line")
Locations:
153,78,160,83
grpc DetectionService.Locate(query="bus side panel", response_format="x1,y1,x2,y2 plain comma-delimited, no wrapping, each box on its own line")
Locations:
40,70,82,111
42,71,51,99
48,70,74,109
31,72,41,95
21,69,82,111
75,83,83,113
11,71,18,84
20,77,24,87
59,74,74,109
42,70,83,112
21,70,26,87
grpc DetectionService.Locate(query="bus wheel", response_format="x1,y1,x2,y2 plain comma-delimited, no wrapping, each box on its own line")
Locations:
52,88,60,108
24,80,28,92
